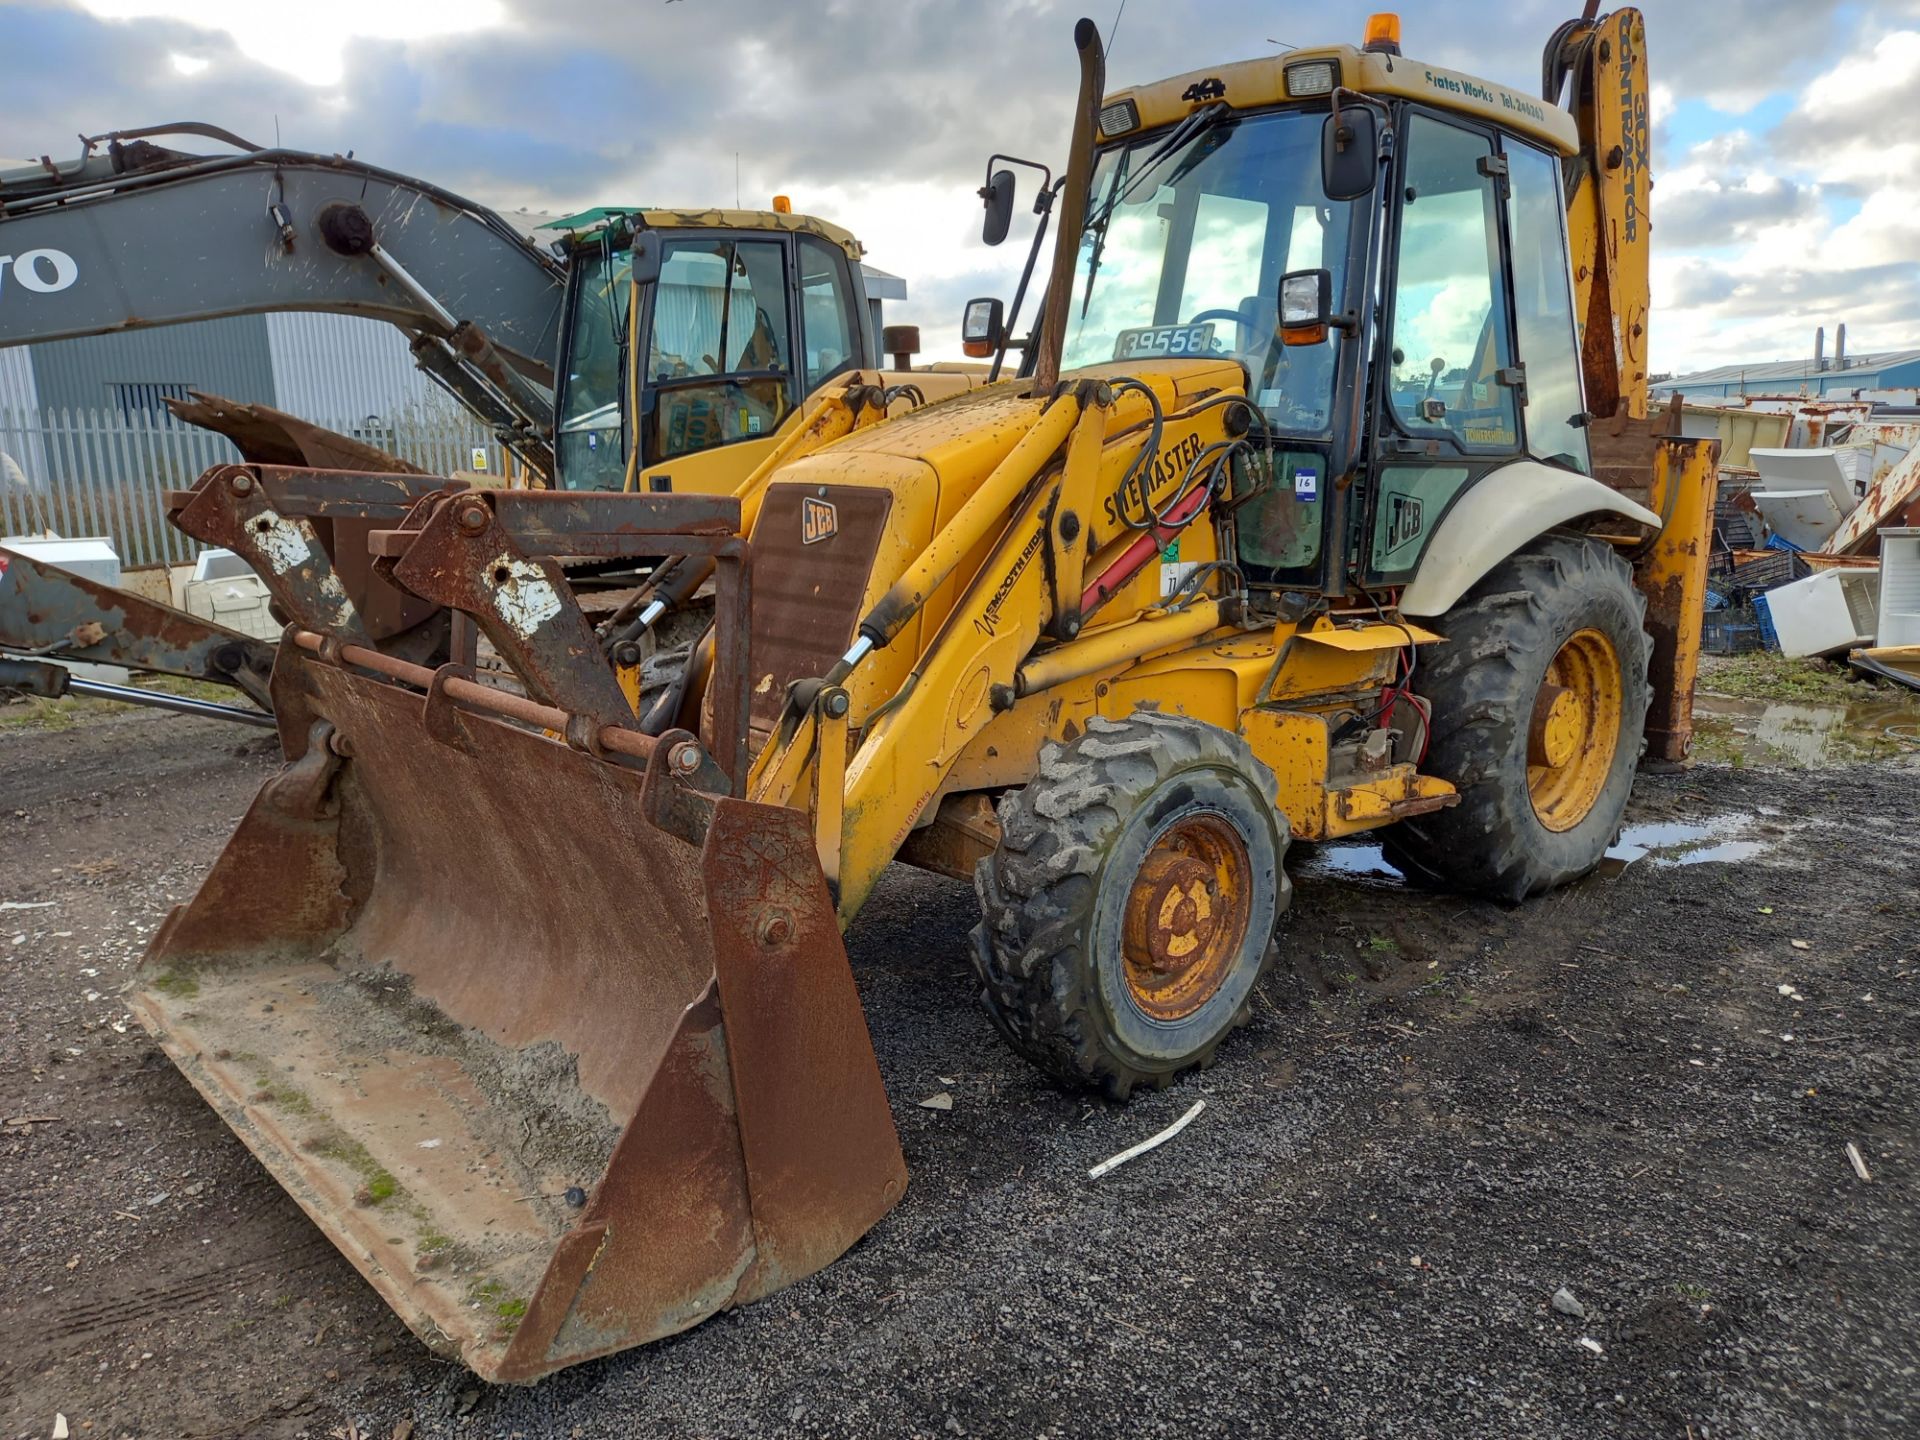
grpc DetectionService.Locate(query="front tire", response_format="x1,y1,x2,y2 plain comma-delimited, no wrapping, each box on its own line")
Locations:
1383,533,1651,902
971,711,1290,1099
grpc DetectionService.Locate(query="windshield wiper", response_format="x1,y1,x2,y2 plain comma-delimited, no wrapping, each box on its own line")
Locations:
1079,102,1233,319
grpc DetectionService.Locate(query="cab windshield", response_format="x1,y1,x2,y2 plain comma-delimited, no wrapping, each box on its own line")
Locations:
557,242,632,490
1058,108,1352,434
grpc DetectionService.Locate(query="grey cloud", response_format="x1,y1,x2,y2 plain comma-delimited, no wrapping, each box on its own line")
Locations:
5,0,1909,363
1666,262,1738,308
1658,175,1823,247
1680,259,1920,325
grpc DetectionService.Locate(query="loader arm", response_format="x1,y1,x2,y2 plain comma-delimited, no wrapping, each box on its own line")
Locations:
1547,6,1652,422
0,127,563,471
747,375,1249,921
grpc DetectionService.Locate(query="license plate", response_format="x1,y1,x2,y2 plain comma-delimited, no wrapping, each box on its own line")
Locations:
1113,322,1218,360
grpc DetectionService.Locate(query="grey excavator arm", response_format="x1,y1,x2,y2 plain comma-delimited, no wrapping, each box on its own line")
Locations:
0,125,563,473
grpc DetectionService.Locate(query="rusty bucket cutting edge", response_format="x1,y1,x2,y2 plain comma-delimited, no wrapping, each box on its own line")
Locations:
126,651,907,1383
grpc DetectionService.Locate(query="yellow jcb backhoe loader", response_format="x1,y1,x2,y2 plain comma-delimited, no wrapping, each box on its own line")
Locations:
127,7,1712,1382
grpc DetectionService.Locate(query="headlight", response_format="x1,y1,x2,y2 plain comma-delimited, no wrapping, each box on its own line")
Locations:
1280,272,1329,327
1284,61,1338,98
1097,99,1140,138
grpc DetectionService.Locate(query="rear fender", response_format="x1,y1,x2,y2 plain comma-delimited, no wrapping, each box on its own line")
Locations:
1397,461,1660,618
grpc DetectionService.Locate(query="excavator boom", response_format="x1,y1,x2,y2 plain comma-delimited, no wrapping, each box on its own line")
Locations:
1,128,563,468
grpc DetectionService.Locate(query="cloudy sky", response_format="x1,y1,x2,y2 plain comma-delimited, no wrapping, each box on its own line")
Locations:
4,0,1919,376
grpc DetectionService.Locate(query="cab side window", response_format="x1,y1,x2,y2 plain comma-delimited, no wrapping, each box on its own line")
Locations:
1505,141,1592,471
798,236,858,392
647,237,794,463
1387,116,1518,451
649,239,791,380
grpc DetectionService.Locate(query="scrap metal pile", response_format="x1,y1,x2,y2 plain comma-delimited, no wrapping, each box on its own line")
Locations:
1685,394,1920,689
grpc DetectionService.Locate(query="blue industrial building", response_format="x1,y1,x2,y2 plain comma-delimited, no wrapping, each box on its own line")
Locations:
1653,327,1920,401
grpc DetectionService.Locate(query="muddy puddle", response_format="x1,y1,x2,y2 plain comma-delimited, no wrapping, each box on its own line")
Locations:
1693,692,1920,767
1294,811,1787,888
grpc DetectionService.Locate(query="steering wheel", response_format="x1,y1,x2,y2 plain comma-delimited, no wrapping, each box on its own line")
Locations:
1183,309,1252,355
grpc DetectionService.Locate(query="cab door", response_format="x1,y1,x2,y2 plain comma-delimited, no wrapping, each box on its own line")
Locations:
1358,109,1595,589
1361,109,1523,590
633,230,871,494
637,232,800,481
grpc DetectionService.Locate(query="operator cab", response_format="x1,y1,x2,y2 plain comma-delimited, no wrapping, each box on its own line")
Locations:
551,209,872,490
975,13,1597,599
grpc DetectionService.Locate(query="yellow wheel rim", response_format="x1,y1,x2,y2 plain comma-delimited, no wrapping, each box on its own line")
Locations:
1526,628,1623,832
1120,815,1252,1022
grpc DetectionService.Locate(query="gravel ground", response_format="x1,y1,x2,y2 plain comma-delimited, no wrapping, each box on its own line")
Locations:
2,701,1916,1439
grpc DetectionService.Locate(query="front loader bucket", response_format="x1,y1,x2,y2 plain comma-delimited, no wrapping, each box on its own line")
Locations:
127,647,906,1382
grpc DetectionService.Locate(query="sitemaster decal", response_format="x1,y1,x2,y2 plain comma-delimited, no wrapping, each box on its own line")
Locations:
1102,431,1207,528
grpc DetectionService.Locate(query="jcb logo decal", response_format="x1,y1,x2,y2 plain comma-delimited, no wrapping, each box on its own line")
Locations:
801,496,838,544
0,248,80,302
1387,494,1425,553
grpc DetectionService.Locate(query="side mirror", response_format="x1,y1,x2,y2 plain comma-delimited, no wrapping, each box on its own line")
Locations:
1321,105,1378,201
980,169,1017,246
629,230,663,286
1278,269,1334,346
961,296,1006,357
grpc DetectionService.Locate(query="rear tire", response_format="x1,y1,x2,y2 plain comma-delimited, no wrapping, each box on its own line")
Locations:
971,711,1290,1099
1382,533,1651,902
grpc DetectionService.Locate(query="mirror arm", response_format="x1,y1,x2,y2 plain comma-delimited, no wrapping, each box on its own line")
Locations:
991,175,1066,384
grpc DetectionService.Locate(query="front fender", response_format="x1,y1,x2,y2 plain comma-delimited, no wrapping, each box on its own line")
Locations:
1397,460,1660,617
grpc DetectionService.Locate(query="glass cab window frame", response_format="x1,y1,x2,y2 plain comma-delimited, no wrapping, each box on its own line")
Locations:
1373,107,1524,462
1360,104,1597,587
641,233,799,467
554,226,853,489
796,233,865,394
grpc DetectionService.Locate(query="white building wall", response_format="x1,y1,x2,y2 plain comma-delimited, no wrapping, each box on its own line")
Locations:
0,345,49,488
264,312,436,424
0,345,38,411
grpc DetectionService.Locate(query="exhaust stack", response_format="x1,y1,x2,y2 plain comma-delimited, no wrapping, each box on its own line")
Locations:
1031,18,1107,395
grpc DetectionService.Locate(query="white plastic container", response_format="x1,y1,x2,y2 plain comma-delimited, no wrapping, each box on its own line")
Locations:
1,534,121,586
1750,448,1859,512
1760,568,1881,657
182,548,279,641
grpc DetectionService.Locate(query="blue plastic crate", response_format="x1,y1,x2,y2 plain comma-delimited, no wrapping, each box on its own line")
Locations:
1766,532,1804,554
1752,593,1781,651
